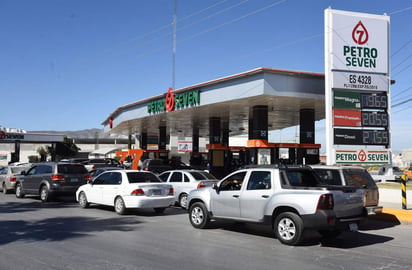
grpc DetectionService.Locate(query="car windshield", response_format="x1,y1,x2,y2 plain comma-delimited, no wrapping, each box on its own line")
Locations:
189,171,217,180
58,164,88,174
127,172,161,183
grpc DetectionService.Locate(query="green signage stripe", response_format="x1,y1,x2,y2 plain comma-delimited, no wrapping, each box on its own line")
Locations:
147,90,200,114
333,90,361,109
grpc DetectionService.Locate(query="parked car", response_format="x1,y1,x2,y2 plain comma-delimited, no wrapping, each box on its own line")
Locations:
15,162,91,202
141,159,173,174
76,170,175,215
403,166,412,180
167,159,192,170
89,167,123,179
310,165,382,215
187,165,366,246
0,165,30,194
378,166,403,181
158,169,218,208
82,158,122,171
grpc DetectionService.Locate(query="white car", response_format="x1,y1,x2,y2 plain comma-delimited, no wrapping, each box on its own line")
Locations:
158,170,218,208
76,170,175,215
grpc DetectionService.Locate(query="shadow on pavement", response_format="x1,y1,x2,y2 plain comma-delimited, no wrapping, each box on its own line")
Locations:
204,220,395,248
0,216,142,246
360,215,401,230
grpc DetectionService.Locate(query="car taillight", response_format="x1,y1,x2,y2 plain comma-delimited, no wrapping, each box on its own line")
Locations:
9,177,16,183
131,189,145,196
144,166,149,171
197,181,207,189
168,188,174,195
85,174,92,181
51,174,65,181
317,194,334,210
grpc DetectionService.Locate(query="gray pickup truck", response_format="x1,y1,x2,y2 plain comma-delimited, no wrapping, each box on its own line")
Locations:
310,165,382,216
187,165,367,245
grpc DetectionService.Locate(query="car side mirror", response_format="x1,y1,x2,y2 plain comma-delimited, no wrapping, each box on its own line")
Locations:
20,171,26,175
213,183,219,194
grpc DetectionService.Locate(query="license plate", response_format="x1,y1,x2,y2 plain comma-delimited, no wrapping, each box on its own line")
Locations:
70,178,79,182
349,223,358,231
151,189,161,195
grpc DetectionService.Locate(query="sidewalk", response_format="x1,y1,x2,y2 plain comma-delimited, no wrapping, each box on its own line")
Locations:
372,188,412,224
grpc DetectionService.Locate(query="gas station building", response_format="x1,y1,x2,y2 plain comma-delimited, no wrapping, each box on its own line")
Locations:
102,67,325,178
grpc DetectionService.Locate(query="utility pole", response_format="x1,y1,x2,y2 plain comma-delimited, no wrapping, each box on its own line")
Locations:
172,0,177,90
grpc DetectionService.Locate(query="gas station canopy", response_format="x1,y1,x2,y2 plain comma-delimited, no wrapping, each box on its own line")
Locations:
102,67,325,139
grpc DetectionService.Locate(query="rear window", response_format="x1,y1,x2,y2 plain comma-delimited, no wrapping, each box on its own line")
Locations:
282,169,321,187
342,169,376,187
58,164,88,174
313,169,342,185
127,172,162,183
11,167,29,174
189,171,217,180
149,160,164,165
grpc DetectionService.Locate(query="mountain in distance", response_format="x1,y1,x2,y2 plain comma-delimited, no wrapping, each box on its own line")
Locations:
28,128,126,139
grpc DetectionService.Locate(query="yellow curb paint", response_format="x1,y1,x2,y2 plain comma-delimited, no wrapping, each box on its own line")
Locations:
382,208,412,223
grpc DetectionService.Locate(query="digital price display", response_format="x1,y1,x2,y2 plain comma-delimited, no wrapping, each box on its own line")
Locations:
362,130,389,146
334,128,389,146
360,93,388,109
361,111,389,127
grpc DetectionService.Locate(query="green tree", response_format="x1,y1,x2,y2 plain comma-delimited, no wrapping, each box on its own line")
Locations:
48,137,80,160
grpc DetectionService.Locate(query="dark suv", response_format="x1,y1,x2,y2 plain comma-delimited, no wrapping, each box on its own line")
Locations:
15,162,91,202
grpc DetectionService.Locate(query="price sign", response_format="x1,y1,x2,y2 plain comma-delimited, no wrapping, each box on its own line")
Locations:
334,128,389,146
361,111,388,127
360,93,388,109
362,130,389,146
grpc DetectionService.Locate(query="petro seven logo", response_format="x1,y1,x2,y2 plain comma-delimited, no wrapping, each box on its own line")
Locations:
343,20,377,69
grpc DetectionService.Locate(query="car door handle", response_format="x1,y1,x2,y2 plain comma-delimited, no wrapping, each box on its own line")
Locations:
233,195,239,198
262,195,269,198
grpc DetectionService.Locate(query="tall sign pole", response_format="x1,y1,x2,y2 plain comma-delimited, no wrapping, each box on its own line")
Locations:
325,8,390,165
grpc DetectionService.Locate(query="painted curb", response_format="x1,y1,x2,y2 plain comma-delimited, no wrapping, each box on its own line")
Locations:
370,208,412,224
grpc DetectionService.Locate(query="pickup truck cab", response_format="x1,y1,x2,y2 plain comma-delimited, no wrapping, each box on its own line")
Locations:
310,165,382,215
187,165,366,246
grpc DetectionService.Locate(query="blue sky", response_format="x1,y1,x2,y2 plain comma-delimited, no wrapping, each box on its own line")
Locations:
1,0,411,152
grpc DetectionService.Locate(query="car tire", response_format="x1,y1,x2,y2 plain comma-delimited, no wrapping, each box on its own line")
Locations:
114,196,127,215
15,183,24,198
179,193,188,209
189,202,210,229
40,185,50,202
78,192,89,208
154,207,166,214
274,212,303,246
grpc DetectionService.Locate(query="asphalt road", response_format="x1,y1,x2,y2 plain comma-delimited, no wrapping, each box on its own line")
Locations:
1,194,412,270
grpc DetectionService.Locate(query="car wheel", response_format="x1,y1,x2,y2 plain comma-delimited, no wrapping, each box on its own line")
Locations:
2,183,8,194
78,192,89,208
154,207,166,214
318,229,342,239
40,185,50,202
114,196,127,215
189,202,210,229
179,193,188,209
15,183,24,198
274,212,303,246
